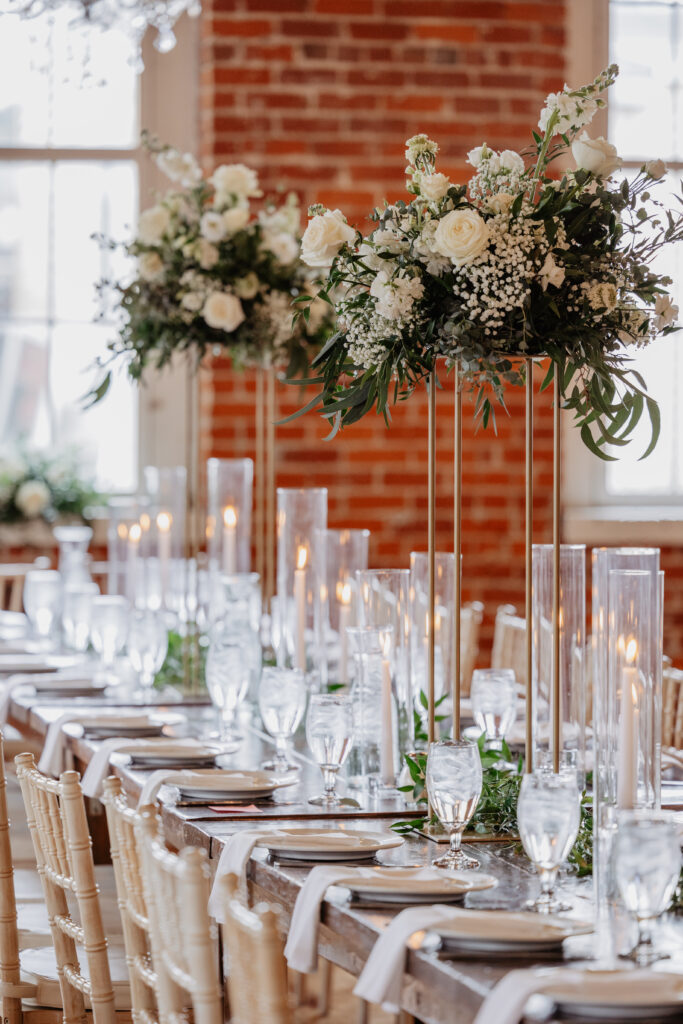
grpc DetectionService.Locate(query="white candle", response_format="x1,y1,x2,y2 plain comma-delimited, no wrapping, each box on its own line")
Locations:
126,522,141,604
337,581,351,683
617,638,639,810
380,657,395,785
294,545,307,671
222,505,237,574
157,511,172,607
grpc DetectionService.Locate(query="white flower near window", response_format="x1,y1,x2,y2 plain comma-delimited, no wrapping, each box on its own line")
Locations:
200,211,226,243
15,479,50,518
203,292,245,332
654,294,679,330
571,133,622,177
301,209,355,267
644,159,668,180
263,231,299,265
157,148,202,187
138,251,165,281
138,204,171,245
223,206,250,234
433,209,489,266
419,172,451,201
539,253,565,291
211,163,262,203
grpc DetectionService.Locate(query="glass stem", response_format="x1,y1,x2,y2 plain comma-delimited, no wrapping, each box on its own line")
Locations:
221,706,236,740
636,917,653,953
321,766,338,799
275,735,288,766
539,866,557,897
449,828,462,854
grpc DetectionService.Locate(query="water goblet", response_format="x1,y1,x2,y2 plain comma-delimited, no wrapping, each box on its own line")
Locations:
426,739,483,870
90,595,129,674
470,669,517,750
614,811,682,966
127,610,169,701
306,693,354,806
258,667,306,772
206,628,251,745
62,581,100,652
23,570,62,649
517,771,580,913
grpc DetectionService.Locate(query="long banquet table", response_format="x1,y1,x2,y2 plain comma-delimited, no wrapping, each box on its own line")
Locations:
6,691,683,1024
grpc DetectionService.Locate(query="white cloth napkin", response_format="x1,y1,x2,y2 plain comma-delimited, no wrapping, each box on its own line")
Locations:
0,671,97,725
80,738,155,798
38,712,93,776
473,968,584,1024
207,829,286,921
353,904,466,1012
284,864,362,973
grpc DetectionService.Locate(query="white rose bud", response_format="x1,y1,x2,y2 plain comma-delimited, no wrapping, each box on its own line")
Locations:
466,145,488,169
203,292,245,332
419,172,451,201
137,204,170,245
234,273,260,300
301,209,355,267
211,163,262,201
223,206,250,234
15,479,50,518
433,209,489,267
200,211,226,243
644,159,667,179
498,149,525,174
138,251,165,281
571,133,622,177
181,292,203,313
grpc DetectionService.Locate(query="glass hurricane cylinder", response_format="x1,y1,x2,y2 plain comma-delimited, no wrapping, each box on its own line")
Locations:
531,544,586,784
275,487,327,676
346,625,398,791
144,466,186,618
206,458,253,575
357,568,413,764
409,551,455,716
317,527,370,686
221,572,263,702
106,498,148,604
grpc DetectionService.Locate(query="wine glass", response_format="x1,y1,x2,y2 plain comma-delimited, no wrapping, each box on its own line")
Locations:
127,610,168,701
470,669,517,750
426,739,483,870
306,693,354,806
23,569,62,649
258,668,306,772
206,628,250,745
614,811,682,965
517,771,580,913
90,595,129,674
62,581,100,652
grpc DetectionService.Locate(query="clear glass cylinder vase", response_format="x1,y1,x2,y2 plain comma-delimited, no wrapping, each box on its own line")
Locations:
275,487,327,676
220,572,263,702
206,458,253,576
409,551,455,721
106,497,148,605
144,466,187,619
317,527,370,686
531,543,586,783
346,625,398,791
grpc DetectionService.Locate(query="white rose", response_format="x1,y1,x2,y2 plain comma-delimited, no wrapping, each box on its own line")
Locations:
419,172,451,201
197,239,219,270
211,163,262,201
264,230,299,265
654,294,679,330
487,192,515,215
234,273,260,299
223,206,250,234
137,204,170,245
157,148,202,187
203,292,245,332
466,145,487,168
200,211,226,243
15,479,50,518
301,209,355,267
644,159,667,179
433,209,489,267
539,253,565,291
499,149,525,175
571,133,622,177
138,251,165,281
181,292,203,313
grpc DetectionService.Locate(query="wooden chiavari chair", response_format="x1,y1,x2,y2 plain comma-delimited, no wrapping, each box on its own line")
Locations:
491,604,526,686
135,807,221,1024
460,601,484,695
14,754,132,1024
663,664,683,752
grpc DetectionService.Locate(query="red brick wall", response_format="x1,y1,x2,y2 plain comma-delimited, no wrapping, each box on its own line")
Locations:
199,0,683,664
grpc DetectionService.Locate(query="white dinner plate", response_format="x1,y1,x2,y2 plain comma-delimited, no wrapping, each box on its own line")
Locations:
436,909,592,953
0,653,84,675
261,828,404,861
118,740,222,766
32,678,106,697
550,971,683,1021
346,867,496,897
174,769,297,800
79,712,184,739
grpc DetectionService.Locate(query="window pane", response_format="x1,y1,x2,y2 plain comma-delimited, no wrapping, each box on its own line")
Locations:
0,163,49,320
54,161,137,322
0,320,49,446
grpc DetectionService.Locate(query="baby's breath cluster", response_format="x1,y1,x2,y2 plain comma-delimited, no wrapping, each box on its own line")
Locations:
294,64,683,457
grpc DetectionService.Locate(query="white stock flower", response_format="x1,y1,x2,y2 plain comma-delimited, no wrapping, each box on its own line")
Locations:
137,204,170,245
539,253,565,291
419,172,451,201
263,230,299,265
539,88,598,136
156,148,202,187
644,159,667,179
499,149,525,174
654,294,679,330
181,292,203,313
369,270,424,320
211,163,262,201
433,209,489,267
405,134,439,166
234,273,260,299
197,239,219,270
372,226,409,254
585,281,618,311
138,251,165,281
223,206,250,234
301,209,355,267
15,479,50,518
200,211,226,243
572,133,621,177
203,292,245,332
466,145,488,169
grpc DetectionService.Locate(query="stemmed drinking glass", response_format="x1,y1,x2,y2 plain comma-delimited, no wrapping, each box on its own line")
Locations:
258,667,306,772
517,771,580,913
23,569,62,649
90,595,129,675
470,669,517,750
426,739,482,870
613,811,682,965
62,581,100,652
306,693,354,806
206,627,251,745
127,610,169,702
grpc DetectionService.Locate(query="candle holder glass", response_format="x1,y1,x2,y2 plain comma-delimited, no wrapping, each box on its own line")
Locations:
317,527,370,687
357,568,412,764
346,625,398,791
206,457,253,576
144,466,187,619
106,498,149,606
275,487,327,674
531,544,586,785
409,551,456,723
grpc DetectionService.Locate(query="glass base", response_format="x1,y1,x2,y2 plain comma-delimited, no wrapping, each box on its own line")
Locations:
433,848,480,870
620,946,670,967
261,759,300,773
308,793,340,807
525,894,572,914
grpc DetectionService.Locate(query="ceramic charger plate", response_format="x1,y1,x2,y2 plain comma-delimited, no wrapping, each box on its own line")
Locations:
173,768,298,801
260,828,404,862
31,677,107,698
78,711,185,740
116,739,223,768
435,909,592,954
549,970,683,1021
343,866,497,905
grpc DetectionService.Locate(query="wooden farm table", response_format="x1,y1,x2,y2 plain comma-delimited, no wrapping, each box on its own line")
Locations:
6,691,683,1024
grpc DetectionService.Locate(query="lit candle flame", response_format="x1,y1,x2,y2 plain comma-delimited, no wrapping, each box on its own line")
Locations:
129,523,142,544
625,638,638,664
223,505,237,528
297,546,307,571
139,512,151,532
336,581,352,605
117,523,128,541
157,511,172,533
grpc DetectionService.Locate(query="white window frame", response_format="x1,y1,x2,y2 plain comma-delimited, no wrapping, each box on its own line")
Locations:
563,0,683,545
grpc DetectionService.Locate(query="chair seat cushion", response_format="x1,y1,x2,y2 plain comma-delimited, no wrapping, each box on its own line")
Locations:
21,943,132,1011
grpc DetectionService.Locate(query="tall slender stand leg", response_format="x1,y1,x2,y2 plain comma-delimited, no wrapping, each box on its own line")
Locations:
255,370,265,590
428,370,436,747
453,363,462,741
525,359,534,772
185,359,200,691
552,366,562,772
266,367,276,606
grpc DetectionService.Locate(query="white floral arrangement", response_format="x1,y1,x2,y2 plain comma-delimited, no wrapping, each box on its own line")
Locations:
296,65,682,457
92,136,330,402
0,449,100,524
